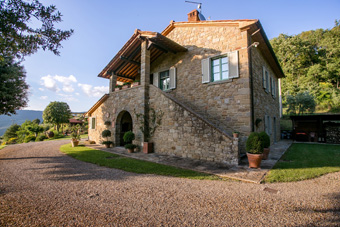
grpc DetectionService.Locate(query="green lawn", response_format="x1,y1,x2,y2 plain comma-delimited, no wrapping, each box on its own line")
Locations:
47,134,88,141
60,144,220,180
265,143,340,183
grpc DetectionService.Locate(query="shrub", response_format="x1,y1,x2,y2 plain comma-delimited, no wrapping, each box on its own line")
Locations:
46,131,54,138
102,141,113,145
123,131,135,143
35,134,47,142
24,135,36,143
124,143,137,149
246,132,264,154
259,131,270,148
6,137,17,145
104,121,111,126
101,130,112,138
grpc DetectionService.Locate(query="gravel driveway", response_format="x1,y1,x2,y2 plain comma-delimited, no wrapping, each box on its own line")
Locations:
0,140,339,226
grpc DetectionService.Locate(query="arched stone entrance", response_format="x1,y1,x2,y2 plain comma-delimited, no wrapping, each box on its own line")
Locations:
115,111,133,146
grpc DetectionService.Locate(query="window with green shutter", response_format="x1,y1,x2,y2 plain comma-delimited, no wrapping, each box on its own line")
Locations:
159,70,170,91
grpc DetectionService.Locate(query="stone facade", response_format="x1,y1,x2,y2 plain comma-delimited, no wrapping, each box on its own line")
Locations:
87,17,283,165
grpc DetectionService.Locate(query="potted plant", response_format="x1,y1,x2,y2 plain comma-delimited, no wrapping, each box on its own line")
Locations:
101,129,112,148
259,131,270,160
123,131,135,153
124,143,137,153
71,131,80,147
132,80,140,87
104,120,111,127
122,82,131,89
246,132,264,168
233,131,240,138
135,108,164,154
115,85,122,91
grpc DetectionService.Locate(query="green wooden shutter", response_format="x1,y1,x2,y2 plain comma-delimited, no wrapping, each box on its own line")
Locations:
169,67,176,89
201,58,210,83
229,51,239,78
263,66,266,89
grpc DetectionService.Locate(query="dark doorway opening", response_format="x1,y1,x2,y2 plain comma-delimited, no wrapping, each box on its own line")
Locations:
116,111,133,146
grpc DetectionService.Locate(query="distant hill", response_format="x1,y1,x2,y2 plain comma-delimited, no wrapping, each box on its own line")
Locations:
0,110,43,136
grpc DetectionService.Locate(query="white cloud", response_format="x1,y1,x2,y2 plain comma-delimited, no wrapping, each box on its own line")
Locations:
40,74,77,93
40,96,48,100
39,88,44,91
75,93,80,96
41,75,59,92
78,83,108,97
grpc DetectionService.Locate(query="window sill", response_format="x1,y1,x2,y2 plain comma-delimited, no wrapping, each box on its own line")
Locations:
207,78,233,86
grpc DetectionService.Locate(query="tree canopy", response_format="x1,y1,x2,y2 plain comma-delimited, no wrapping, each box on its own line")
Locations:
271,20,340,113
0,0,74,59
43,101,71,132
0,56,29,115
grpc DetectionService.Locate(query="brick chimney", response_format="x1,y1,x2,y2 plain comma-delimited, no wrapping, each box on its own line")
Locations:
187,9,200,22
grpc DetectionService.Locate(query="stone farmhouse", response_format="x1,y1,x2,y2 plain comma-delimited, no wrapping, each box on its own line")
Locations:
85,10,284,166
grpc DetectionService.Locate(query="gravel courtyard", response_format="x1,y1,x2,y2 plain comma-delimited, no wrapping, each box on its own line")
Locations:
0,140,339,226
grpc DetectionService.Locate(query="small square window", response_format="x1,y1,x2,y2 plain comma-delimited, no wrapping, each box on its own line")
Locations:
211,56,229,82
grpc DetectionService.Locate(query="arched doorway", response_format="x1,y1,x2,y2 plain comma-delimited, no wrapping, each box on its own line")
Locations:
116,111,133,146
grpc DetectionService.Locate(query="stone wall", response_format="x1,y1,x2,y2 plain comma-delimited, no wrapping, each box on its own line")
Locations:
149,86,239,165
151,26,251,141
251,42,281,144
325,123,340,144
88,86,145,147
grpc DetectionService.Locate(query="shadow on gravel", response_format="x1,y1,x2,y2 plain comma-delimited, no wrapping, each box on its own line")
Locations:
28,155,132,182
293,192,340,226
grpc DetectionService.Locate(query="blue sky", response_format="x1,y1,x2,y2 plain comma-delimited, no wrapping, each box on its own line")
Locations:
23,0,340,112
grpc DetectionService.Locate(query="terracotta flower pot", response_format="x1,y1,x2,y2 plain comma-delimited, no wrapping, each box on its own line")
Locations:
247,153,262,168
127,148,134,153
71,140,79,147
143,142,153,154
132,82,140,87
104,143,111,148
233,133,239,138
262,148,270,160
115,87,122,91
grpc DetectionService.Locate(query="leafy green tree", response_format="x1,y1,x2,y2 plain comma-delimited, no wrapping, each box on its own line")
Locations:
27,123,43,137
43,102,71,132
0,56,29,115
0,0,74,59
32,118,41,125
271,20,340,112
3,124,20,141
286,91,316,115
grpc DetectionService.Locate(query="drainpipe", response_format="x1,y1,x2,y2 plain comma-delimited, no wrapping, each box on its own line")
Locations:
248,36,255,132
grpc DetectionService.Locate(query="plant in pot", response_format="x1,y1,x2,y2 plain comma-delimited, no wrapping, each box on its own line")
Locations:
259,131,270,160
70,131,80,147
132,80,140,87
233,131,240,138
122,82,131,89
104,120,111,128
101,129,113,148
123,131,136,153
134,108,164,154
245,132,264,168
115,85,122,91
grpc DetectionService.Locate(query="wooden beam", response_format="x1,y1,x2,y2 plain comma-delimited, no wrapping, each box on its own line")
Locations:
120,56,140,65
116,74,134,81
149,40,176,54
148,42,168,53
114,46,141,74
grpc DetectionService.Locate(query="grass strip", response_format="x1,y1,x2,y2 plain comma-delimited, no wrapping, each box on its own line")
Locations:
0,145,6,150
265,143,340,183
60,144,220,180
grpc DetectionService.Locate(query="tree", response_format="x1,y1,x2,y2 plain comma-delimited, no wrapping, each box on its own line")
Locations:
0,56,29,115
43,101,71,132
32,118,41,125
0,0,74,59
3,123,20,141
286,91,316,115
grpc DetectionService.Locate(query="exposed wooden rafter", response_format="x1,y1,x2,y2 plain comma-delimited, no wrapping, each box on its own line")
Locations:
120,56,140,66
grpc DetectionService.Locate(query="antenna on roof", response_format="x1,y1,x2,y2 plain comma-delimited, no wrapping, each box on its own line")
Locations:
185,1,202,11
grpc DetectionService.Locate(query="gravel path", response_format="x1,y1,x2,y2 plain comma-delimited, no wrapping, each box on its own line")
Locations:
0,140,339,226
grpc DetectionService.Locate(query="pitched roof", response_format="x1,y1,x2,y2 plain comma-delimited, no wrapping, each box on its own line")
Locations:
98,30,187,82
84,94,109,117
162,19,285,78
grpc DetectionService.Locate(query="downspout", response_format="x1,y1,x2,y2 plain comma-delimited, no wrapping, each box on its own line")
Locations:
248,34,255,132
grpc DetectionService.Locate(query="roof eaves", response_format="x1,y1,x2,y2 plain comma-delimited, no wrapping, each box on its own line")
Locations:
85,94,109,117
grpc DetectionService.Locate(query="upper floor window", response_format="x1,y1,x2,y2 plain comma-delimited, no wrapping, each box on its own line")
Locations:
160,70,170,91
211,55,229,82
202,51,239,84
91,117,96,129
263,66,270,93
